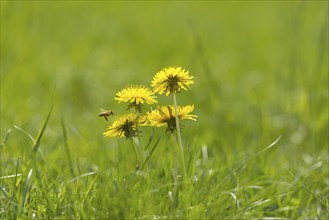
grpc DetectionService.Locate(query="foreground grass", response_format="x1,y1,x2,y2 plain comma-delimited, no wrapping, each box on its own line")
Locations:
1,110,328,218
1,1,328,219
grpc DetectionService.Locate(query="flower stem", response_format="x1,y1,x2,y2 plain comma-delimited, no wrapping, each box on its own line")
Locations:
136,125,146,159
136,125,150,171
131,139,140,164
173,93,187,177
170,133,179,210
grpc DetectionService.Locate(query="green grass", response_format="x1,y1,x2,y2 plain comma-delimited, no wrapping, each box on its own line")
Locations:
1,1,328,219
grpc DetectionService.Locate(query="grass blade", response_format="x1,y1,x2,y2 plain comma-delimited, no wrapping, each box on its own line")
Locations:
113,179,121,194
236,136,282,171
81,174,98,205
124,165,140,191
140,137,160,171
0,127,13,148
125,137,161,190
61,117,75,177
287,169,328,208
69,172,97,183
30,104,54,159
247,136,281,161
221,191,240,209
144,127,155,150
13,125,35,143
21,168,33,210
0,185,9,199
14,158,20,188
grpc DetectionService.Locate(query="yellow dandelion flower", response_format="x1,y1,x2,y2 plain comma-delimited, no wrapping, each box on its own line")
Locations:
103,113,146,139
115,85,157,112
151,66,194,96
147,105,197,133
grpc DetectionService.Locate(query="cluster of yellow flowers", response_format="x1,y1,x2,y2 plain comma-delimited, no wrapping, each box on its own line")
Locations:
103,66,197,139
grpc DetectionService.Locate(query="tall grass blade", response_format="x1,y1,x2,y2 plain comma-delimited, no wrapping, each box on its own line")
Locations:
0,186,9,199
13,125,35,143
14,158,20,188
287,169,328,208
236,136,282,171
61,117,75,177
30,104,54,159
81,174,98,205
0,174,22,180
125,137,160,190
221,191,240,209
140,137,160,171
68,172,96,183
144,127,155,150
33,169,56,215
124,165,139,191
248,136,281,161
0,127,13,148
113,179,121,194
219,137,282,193
21,168,33,210
224,199,271,219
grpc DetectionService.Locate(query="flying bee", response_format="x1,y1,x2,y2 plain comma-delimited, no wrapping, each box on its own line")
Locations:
99,109,114,121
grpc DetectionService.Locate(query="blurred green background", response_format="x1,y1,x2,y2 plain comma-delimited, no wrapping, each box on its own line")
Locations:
1,1,328,167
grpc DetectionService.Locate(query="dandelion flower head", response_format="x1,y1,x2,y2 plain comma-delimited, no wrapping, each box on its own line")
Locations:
115,85,157,112
151,66,194,96
103,113,146,138
147,105,197,133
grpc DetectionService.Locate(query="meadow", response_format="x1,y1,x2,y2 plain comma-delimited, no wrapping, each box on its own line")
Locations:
1,1,328,219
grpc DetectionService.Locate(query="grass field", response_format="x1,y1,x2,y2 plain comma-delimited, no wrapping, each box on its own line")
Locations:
1,1,328,219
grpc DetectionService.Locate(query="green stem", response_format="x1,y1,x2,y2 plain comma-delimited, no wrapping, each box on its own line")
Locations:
171,133,179,175
136,125,146,159
173,93,187,177
131,139,140,164
170,133,179,210
136,125,150,171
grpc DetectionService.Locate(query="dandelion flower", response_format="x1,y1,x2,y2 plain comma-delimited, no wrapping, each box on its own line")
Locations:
147,105,197,133
115,85,157,112
151,66,194,96
103,113,146,138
